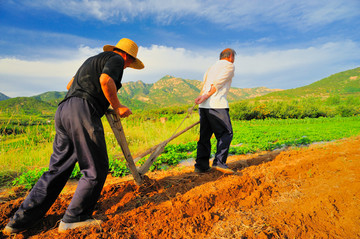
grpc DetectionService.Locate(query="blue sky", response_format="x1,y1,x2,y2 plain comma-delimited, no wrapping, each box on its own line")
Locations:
0,0,359,97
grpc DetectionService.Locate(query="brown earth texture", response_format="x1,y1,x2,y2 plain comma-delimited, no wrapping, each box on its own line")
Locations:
1,137,360,238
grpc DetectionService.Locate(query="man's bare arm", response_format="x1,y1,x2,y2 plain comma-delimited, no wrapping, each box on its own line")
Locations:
195,84,216,104
67,77,74,90
99,73,132,118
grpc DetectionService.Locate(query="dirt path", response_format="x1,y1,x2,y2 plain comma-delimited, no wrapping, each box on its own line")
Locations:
1,137,359,238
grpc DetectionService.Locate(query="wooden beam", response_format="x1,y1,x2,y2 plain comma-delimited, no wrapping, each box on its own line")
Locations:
133,120,200,163
138,142,167,175
106,109,200,185
105,111,143,185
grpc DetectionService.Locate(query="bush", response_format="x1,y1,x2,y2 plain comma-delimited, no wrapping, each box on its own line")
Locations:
230,95,360,120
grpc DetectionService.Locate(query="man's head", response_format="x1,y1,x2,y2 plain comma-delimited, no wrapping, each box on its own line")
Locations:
220,48,236,63
113,48,136,69
103,38,144,69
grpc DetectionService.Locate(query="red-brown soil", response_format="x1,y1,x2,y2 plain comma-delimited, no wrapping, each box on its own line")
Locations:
1,137,359,238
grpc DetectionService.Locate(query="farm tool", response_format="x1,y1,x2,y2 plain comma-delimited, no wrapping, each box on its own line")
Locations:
105,104,199,185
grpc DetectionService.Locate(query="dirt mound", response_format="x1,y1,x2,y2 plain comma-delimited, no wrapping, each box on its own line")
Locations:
1,137,359,238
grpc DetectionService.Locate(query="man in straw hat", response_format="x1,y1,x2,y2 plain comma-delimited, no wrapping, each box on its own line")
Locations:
194,48,236,174
4,38,144,234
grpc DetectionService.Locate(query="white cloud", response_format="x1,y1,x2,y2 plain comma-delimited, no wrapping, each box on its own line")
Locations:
235,40,360,89
0,45,100,97
0,46,99,78
0,26,100,60
20,0,360,29
0,44,212,97
126,45,214,78
0,40,359,97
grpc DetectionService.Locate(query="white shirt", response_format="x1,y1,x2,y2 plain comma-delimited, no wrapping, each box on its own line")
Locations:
199,59,235,109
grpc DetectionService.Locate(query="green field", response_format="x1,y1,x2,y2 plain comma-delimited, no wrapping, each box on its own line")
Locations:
1,113,360,188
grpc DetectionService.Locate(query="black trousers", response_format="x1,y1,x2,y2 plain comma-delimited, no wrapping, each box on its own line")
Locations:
195,108,233,170
9,97,109,228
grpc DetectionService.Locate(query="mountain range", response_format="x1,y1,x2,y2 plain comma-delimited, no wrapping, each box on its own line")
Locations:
117,75,282,109
0,92,10,101
0,75,282,113
1,67,359,115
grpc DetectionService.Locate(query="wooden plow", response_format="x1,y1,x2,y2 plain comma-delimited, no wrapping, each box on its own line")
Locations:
105,107,199,185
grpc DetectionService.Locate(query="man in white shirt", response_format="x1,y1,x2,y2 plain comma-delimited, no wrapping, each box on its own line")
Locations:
194,48,236,174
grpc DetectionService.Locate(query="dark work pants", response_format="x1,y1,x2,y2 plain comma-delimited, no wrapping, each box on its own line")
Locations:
9,97,109,228
195,108,233,170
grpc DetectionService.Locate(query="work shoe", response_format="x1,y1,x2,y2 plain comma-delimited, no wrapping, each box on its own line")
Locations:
194,167,212,173
3,225,27,235
212,165,235,174
58,219,102,233
3,218,39,235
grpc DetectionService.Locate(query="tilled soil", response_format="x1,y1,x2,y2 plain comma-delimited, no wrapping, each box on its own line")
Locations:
1,137,359,238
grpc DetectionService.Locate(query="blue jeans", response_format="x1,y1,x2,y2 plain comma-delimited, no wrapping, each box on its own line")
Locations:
195,108,233,171
8,97,109,228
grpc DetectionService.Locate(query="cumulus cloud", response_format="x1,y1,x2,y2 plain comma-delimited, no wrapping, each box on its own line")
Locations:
0,45,101,97
125,45,215,80
0,46,99,78
236,40,360,89
1,40,359,97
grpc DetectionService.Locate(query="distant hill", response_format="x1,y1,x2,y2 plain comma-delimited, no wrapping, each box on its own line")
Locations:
118,75,282,109
2,68,359,121
229,67,360,120
33,91,67,106
0,75,281,116
0,97,56,116
258,67,360,100
0,92,10,101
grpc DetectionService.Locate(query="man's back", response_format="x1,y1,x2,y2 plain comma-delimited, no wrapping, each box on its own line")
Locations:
63,51,124,116
199,59,235,109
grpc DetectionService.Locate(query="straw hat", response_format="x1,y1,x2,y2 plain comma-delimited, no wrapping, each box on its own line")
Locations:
103,38,144,69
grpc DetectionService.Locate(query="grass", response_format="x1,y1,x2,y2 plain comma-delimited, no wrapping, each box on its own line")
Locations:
0,122,54,172
0,113,200,184
105,113,200,159
229,116,360,154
